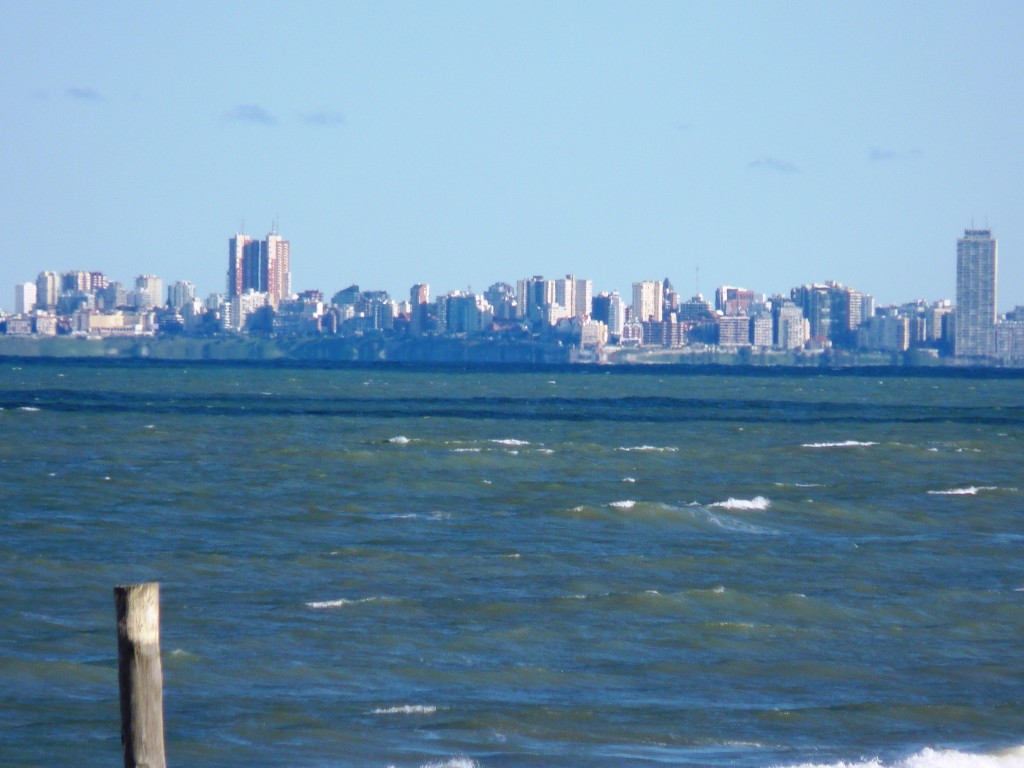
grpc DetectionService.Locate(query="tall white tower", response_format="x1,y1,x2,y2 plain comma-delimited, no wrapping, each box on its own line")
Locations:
955,229,997,358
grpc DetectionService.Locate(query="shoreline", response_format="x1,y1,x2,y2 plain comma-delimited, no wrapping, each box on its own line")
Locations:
1,335,1021,376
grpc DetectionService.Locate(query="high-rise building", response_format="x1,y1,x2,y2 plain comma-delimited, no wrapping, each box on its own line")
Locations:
14,282,37,315
265,232,291,304
134,275,164,309
35,271,58,310
227,230,291,307
168,281,196,311
715,285,756,316
228,234,252,297
517,276,557,326
632,281,662,323
573,277,593,319
955,228,997,358
410,283,430,335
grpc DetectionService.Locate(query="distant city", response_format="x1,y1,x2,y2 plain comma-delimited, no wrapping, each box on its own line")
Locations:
3,228,1022,366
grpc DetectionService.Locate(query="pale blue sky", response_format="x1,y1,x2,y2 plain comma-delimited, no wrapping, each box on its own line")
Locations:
2,1,1022,311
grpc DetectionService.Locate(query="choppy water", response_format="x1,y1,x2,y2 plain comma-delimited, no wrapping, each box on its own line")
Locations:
1,361,1022,768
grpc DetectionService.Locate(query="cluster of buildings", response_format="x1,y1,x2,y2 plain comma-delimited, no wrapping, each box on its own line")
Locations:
3,228,1022,365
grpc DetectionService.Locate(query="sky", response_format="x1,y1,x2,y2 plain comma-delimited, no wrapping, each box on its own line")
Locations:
2,1,1023,312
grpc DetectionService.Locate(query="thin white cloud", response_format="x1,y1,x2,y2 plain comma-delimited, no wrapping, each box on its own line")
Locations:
302,110,346,126
868,147,923,162
66,86,104,101
748,157,800,174
226,104,277,125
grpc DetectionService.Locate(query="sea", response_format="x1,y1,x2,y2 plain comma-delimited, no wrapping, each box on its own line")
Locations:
0,359,1022,768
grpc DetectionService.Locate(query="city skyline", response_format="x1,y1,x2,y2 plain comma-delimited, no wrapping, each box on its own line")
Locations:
5,226,1024,364
2,3,1023,310
3,225,1014,323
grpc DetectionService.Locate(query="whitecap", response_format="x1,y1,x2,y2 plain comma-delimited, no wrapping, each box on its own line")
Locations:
927,486,998,496
306,596,391,609
711,496,770,511
622,477,637,483
452,447,481,453
537,448,555,455
372,704,438,715
617,445,678,452
774,743,1024,767
19,406,40,412
307,598,355,609
388,435,411,445
491,438,529,446
609,500,636,509
421,759,479,768
801,440,878,448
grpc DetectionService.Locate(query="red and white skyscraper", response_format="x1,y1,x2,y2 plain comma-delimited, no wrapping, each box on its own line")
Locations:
227,229,291,307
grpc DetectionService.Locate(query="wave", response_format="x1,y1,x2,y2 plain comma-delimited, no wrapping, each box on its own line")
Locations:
372,704,438,715
710,496,770,511
388,435,411,444
774,743,1024,768
801,440,878,448
305,596,393,609
702,510,777,535
420,759,478,768
490,438,529,446
927,486,998,496
19,406,41,412
617,445,678,452
609,500,637,509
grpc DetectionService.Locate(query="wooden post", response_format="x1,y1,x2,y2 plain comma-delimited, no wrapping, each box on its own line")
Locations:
115,582,167,768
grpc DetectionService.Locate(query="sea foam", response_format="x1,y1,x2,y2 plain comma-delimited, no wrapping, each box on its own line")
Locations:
774,743,1024,768
927,486,998,496
305,596,392,609
617,445,678,452
710,496,771,511
372,704,438,715
801,440,878,448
